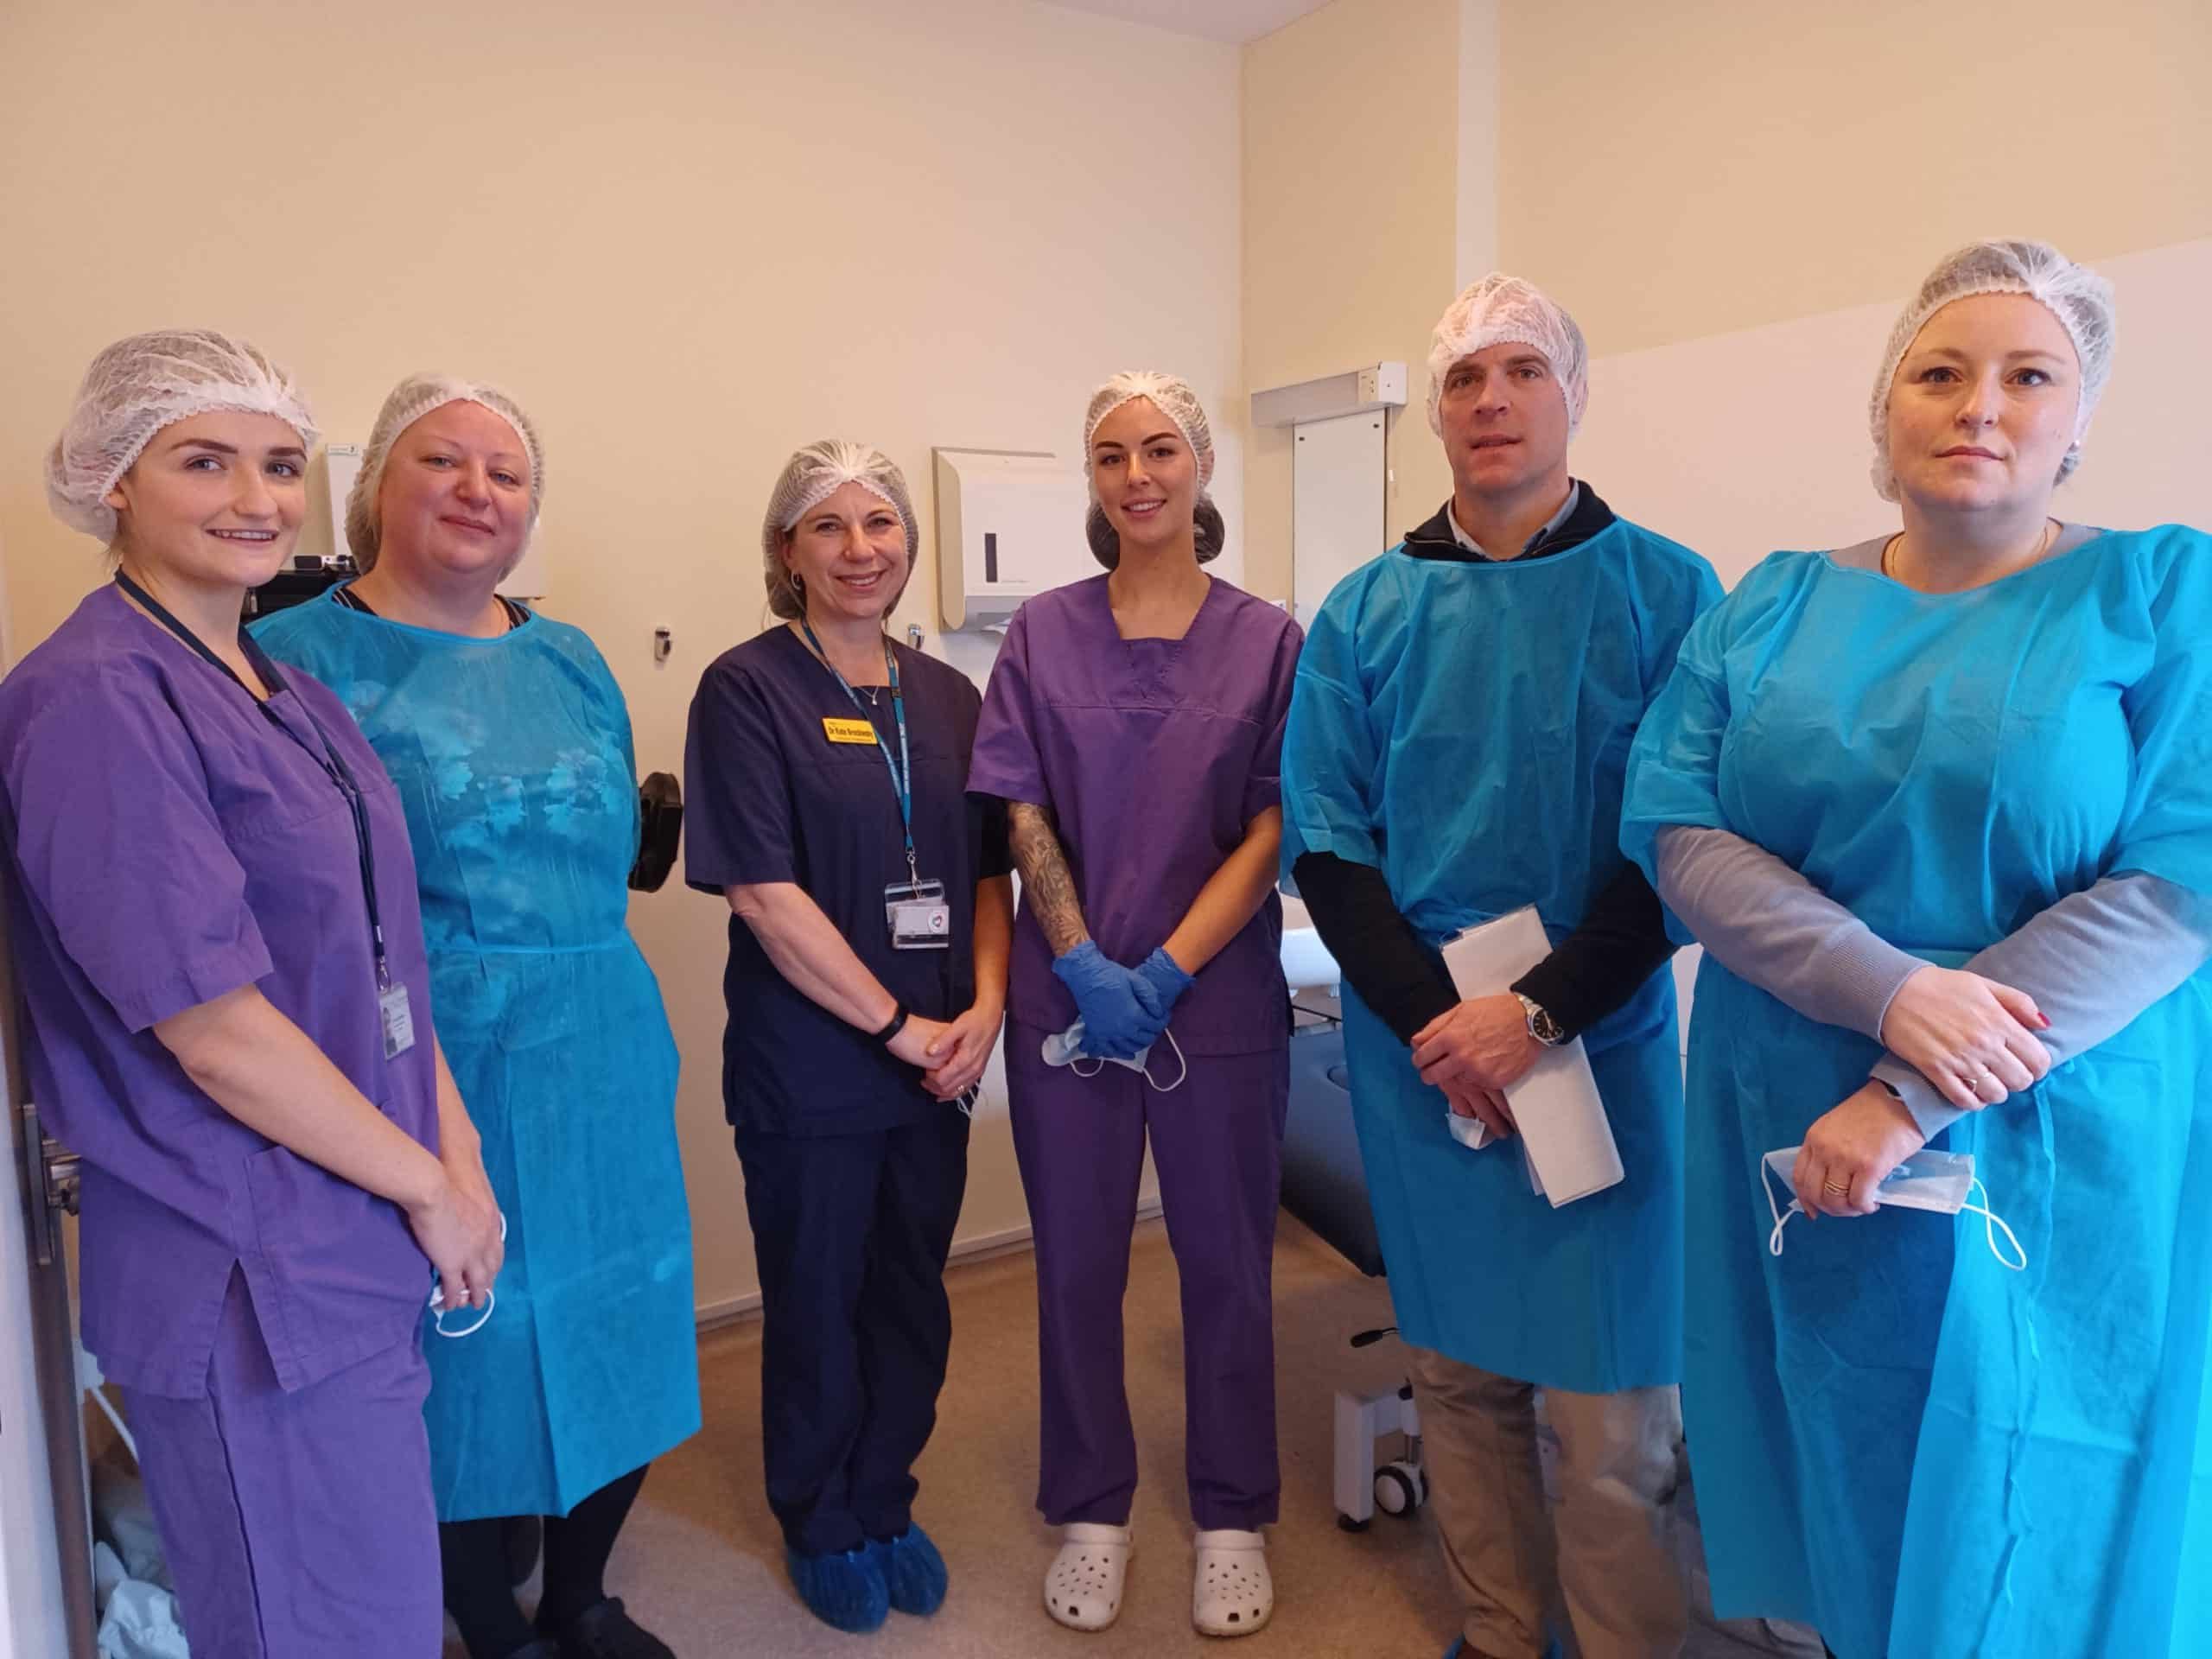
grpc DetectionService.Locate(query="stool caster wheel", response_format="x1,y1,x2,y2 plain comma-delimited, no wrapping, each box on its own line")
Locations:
1374,1459,1428,1516
1336,1512,1371,1532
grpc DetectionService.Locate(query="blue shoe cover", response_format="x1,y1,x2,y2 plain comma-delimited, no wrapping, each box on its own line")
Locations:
785,1542,889,1632
871,1524,950,1616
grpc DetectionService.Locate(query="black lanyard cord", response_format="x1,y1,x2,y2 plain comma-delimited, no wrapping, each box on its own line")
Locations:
114,572,391,988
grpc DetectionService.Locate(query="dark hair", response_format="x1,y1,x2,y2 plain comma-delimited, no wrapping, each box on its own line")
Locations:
1087,495,1225,570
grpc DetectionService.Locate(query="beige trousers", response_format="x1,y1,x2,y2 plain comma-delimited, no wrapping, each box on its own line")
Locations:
1407,1347,1690,1659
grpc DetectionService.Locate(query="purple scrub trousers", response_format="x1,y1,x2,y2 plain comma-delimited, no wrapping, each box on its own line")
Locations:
1005,1020,1290,1529
124,1272,442,1659
969,575,1302,1532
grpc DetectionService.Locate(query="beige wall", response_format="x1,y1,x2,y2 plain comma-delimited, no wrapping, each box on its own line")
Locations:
1241,0,2210,609
1500,0,2212,354
1242,0,1469,601
0,0,1242,1315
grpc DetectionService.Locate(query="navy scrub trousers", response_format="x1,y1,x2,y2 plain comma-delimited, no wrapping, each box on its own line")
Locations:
736,1114,971,1554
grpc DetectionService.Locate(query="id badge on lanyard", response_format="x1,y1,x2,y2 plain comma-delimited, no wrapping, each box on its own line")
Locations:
885,878,950,950
804,622,952,950
114,571,419,1058
379,982,416,1058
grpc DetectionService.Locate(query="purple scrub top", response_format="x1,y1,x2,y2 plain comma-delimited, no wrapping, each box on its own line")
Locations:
968,575,1302,1053
0,587,439,1398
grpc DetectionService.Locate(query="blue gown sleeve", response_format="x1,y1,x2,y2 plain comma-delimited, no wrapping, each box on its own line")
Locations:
2111,536,2212,895
1619,604,1738,944
1281,584,1460,1041
575,634,643,853
1639,555,1726,699
1279,595,1382,874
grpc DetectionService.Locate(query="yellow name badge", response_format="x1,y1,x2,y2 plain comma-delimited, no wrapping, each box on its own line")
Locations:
823,717,878,745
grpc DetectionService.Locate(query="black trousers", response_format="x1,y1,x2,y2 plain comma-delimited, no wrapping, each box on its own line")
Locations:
736,1112,969,1555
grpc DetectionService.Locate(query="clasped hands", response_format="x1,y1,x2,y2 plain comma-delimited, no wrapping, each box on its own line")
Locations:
1410,994,1541,1142
887,1001,1005,1102
1051,940,1195,1060
1795,964,2052,1220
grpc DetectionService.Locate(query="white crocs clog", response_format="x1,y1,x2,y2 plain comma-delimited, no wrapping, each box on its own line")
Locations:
1192,1528,1272,1637
1044,1522,1132,1632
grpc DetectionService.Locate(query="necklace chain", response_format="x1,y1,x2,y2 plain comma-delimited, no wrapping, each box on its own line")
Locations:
1883,518,2056,586
792,620,887,702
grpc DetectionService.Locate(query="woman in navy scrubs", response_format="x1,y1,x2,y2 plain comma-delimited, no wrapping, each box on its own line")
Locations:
684,439,1012,1634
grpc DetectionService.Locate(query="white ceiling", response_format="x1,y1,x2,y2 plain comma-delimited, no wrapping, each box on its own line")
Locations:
1038,0,1335,45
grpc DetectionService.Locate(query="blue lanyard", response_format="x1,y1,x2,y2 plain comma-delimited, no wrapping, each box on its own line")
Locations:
798,622,918,884
115,571,393,990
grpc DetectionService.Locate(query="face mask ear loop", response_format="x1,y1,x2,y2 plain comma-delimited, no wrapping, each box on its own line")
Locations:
1142,1031,1188,1094
1071,1056,1105,1078
1762,1155,1796,1257
954,1084,979,1119
1963,1178,2029,1271
429,1211,505,1338
433,1287,496,1339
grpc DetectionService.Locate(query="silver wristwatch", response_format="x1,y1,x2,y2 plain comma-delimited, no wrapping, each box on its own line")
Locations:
1515,992,1567,1047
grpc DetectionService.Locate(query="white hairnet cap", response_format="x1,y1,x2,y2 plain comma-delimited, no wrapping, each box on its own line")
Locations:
47,329,321,543
1426,274,1590,439
346,373,543,569
1867,238,2116,502
760,439,919,622
1082,371,1217,495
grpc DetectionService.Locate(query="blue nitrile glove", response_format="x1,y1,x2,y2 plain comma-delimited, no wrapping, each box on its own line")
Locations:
1051,941,1153,1060
1128,947,1194,1039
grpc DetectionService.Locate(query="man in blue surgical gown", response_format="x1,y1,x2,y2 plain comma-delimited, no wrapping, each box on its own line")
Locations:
1280,275,1720,1659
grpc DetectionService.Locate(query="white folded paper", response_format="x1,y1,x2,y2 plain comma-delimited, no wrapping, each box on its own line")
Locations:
1436,906,1624,1207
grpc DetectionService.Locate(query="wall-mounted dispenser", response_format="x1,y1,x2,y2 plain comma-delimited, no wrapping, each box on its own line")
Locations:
932,448,1088,629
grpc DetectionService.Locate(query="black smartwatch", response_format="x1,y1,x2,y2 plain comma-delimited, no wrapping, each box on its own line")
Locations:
872,1002,911,1048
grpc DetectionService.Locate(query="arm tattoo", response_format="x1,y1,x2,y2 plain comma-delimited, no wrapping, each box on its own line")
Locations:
1007,801,1090,956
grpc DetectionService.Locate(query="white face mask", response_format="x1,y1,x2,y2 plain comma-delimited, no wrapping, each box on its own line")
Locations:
429,1211,507,1338
1041,1021,1188,1093
1760,1147,2025,1271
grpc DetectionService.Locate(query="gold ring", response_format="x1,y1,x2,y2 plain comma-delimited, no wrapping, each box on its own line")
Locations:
1822,1179,1849,1195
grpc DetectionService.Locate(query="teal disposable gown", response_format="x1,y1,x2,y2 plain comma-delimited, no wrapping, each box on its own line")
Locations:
1280,518,1720,1393
1620,526,2212,1659
256,591,698,1520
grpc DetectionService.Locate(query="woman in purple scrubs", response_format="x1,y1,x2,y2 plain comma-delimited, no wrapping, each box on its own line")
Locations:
968,371,1302,1638
0,331,504,1659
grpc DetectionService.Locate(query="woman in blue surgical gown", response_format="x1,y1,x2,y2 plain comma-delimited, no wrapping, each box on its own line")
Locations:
1621,240,2212,1659
257,375,696,1659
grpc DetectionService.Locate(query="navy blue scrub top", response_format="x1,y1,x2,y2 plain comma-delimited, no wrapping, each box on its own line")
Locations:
684,626,1011,1136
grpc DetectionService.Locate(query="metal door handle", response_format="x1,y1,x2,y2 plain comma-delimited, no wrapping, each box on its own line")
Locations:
20,1102,79,1268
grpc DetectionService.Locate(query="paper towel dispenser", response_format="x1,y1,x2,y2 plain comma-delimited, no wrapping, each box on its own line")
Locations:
932,448,1088,628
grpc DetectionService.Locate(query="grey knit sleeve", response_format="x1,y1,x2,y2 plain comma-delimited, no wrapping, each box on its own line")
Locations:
1651,825,1926,1038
